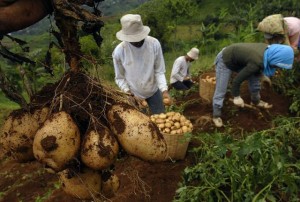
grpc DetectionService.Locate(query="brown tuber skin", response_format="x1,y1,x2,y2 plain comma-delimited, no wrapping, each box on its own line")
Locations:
81,126,119,170
33,111,81,172
107,103,168,162
0,108,49,162
58,167,102,200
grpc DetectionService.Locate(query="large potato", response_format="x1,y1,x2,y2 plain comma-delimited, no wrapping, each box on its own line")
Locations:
32,107,50,125
1,109,40,162
81,125,119,170
101,173,120,198
33,111,80,171
106,103,167,161
58,167,102,200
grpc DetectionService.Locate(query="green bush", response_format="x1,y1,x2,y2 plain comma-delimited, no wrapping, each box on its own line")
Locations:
175,117,300,202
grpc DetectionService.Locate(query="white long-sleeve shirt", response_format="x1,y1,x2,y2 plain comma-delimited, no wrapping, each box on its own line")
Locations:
170,56,191,84
112,36,168,99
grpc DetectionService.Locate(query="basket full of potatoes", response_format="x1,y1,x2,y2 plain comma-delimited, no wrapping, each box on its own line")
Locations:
150,112,193,160
199,72,216,102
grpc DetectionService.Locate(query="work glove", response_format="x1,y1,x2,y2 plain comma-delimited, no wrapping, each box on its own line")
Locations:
183,76,190,81
233,96,244,107
261,75,272,87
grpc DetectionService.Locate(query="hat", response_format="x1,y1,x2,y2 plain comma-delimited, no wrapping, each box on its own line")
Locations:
116,14,150,42
264,33,274,39
187,48,199,60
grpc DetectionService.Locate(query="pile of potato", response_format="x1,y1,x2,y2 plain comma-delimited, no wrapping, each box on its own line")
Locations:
0,103,171,200
202,75,216,84
150,112,193,135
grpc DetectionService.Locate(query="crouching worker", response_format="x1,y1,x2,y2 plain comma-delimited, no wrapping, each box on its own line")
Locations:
212,43,294,127
170,48,199,90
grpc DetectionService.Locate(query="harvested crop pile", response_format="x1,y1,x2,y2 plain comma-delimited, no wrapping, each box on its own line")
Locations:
0,71,168,200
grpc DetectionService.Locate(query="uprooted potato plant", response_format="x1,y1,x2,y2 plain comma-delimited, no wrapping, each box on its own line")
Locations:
0,71,171,200
0,1,174,200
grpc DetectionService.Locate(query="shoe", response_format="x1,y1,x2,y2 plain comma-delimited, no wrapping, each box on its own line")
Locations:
251,100,273,109
213,117,223,127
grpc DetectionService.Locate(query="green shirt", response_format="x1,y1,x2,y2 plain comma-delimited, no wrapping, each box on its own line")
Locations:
222,43,268,96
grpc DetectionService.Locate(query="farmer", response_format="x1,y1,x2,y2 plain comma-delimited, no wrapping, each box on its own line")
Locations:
257,14,300,61
112,14,171,114
212,43,294,127
170,47,199,90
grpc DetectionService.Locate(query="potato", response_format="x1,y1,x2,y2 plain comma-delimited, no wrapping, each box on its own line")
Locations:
106,104,167,162
174,122,181,129
141,100,148,107
165,122,172,128
166,112,175,117
163,98,172,105
33,111,81,171
101,173,120,198
32,107,50,125
151,112,193,135
158,113,167,119
170,130,177,135
180,116,187,123
164,128,171,133
182,126,188,133
58,167,101,199
81,125,119,170
157,123,165,129
1,109,40,162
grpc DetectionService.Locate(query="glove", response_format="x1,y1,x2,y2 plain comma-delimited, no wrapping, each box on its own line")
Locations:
261,75,272,86
233,96,244,107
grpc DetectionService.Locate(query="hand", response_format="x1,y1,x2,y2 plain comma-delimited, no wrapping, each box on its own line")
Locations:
162,90,173,105
162,90,171,99
233,96,244,107
127,94,146,109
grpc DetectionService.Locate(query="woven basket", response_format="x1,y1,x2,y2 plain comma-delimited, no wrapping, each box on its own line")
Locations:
199,72,216,102
163,133,190,160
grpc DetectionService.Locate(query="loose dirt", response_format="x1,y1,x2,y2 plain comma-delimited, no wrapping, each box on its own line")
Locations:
0,76,291,202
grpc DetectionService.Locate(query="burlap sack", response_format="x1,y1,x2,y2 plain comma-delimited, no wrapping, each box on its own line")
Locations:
257,14,285,34
257,14,290,45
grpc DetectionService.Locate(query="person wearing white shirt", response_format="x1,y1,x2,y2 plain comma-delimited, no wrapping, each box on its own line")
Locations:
112,14,171,114
170,48,199,90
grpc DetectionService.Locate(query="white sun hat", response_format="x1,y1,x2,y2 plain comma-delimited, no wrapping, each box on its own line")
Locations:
187,47,199,60
116,14,150,42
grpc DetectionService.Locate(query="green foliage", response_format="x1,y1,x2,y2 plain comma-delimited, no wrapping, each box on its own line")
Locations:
80,35,101,57
99,23,121,66
175,117,300,201
0,93,19,126
131,0,173,50
99,0,150,16
272,63,300,116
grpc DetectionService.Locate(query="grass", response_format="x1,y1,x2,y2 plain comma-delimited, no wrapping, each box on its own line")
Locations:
0,93,20,126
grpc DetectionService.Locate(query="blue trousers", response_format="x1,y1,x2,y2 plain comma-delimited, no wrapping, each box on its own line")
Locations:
212,49,261,117
146,89,165,114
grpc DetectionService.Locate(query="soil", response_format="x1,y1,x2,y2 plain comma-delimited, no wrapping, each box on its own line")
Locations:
0,73,292,202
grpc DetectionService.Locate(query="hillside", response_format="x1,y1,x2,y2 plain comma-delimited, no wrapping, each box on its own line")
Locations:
12,0,150,35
